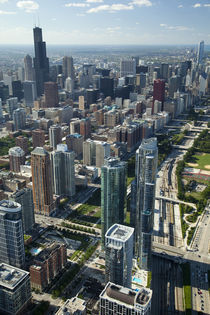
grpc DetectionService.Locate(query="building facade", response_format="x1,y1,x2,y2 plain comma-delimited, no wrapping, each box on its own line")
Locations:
49,124,62,149
9,146,25,173
32,129,45,148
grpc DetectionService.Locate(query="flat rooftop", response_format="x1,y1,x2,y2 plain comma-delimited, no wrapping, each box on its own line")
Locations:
0,263,29,290
56,297,86,314
106,224,134,242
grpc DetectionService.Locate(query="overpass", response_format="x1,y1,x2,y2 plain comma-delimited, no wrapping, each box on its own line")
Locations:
156,196,196,209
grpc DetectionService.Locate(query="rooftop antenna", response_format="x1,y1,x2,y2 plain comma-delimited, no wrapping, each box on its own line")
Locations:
38,14,40,27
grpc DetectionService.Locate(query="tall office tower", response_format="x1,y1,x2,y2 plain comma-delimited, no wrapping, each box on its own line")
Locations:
13,108,26,131
197,40,204,64
86,88,99,107
0,84,9,102
23,81,37,107
160,63,169,81
168,75,181,98
0,98,3,121
63,56,74,80
12,80,23,101
100,282,152,315
44,81,59,107
120,59,136,77
65,77,74,93
101,158,127,245
133,138,158,270
24,54,33,81
153,79,165,112
49,124,62,149
0,200,25,268
100,77,114,98
66,133,84,158
51,144,75,197
9,147,25,172
80,118,91,140
105,224,134,288
18,66,25,82
9,188,35,233
31,147,54,216
33,27,49,96
32,129,45,148
6,97,18,118
0,263,31,315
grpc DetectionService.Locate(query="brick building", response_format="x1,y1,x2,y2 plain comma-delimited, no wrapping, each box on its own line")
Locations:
15,136,29,154
32,129,45,148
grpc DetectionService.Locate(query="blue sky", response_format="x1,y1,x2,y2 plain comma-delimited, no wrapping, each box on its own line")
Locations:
0,0,210,45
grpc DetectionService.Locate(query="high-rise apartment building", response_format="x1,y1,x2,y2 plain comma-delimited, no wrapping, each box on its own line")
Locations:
101,158,127,244
33,27,49,96
31,147,54,216
44,81,59,107
24,54,33,81
0,200,25,268
15,135,29,154
120,59,136,77
6,97,18,118
100,282,152,315
153,79,165,112
197,40,204,64
13,108,26,131
131,138,158,270
66,133,84,158
23,81,37,107
32,129,45,148
63,56,74,79
9,146,25,172
51,144,75,197
83,139,110,167
105,224,134,288
80,118,91,140
49,124,62,149
9,188,35,233
0,263,31,315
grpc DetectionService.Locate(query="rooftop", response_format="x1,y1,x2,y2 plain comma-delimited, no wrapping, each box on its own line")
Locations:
56,297,86,314
106,224,134,242
31,147,48,156
0,200,21,213
9,146,25,157
0,263,29,290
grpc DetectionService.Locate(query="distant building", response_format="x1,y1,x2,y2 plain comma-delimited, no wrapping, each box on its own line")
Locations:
49,124,62,149
51,144,75,197
23,81,37,107
83,139,110,167
9,188,35,233
66,133,84,158
44,81,59,108
31,147,54,216
24,54,33,81
80,118,91,140
153,79,165,112
100,282,152,315
101,158,127,245
15,136,29,154
13,108,26,131
120,59,136,77
197,40,204,64
6,97,18,118
56,298,86,315
105,224,134,288
63,56,74,80
30,242,67,292
9,146,25,172
0,263,31,315
32,129,45,148
0,200,25,268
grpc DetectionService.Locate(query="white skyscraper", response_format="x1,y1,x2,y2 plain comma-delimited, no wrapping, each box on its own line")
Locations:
197,40,204,64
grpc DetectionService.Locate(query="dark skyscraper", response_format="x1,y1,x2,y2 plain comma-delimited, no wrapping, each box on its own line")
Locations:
33,27,49,96
153,79,165,112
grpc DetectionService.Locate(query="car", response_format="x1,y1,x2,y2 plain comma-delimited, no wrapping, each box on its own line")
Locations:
201,307,204,311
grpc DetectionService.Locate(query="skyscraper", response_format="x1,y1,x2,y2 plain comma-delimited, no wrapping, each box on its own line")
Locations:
105,224,134,288
101,158,127,245
44,81,59,107
132,138,158,270
49,124,62,149
23,81,37,107
32,129,45,148
24,54,33,81
120,59,136,77
51,144,75,197
0,200,25,268
153,79,165,112
197,40,204,64
9,188,35,234
33,27,49,96
31,147,54,216
9,147,25,172
63,56,74,80
13,108,26,131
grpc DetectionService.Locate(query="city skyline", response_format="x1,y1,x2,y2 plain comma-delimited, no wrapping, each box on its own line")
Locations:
0,0,210,45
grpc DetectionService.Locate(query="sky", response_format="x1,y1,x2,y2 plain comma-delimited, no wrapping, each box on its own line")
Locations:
0,0,210,45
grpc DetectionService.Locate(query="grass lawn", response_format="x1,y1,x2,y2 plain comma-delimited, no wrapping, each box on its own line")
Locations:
187,153,210,170
185,191,203,201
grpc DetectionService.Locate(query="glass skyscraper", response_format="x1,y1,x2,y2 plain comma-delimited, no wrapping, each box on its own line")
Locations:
101,158,127,245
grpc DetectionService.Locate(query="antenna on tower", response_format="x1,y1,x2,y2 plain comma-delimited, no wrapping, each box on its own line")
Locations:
38,14,40,27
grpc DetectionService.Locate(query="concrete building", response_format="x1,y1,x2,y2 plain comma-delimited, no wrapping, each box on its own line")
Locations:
101,158,127,245
9,146,25,173
80,118,91,140
56,298,86,315
44,81,59,108
105,224,134,288
32,129,45,148
131,138,158,270
63,56,74,80
30,242,67,292
24,54,33,81
15,136,29,154
0,263,31,315
23,81,37,107
9,188,35,233
51,144,75,197
49,124,62,149
197,40,204,64
0,200,25,268
70,118,81,134
83,139,110,168
104,110,120,128
6,97,18,118
13,108,26,131
120,59,136,77
31,147,54,216
66,133,84,158
100,282,152,315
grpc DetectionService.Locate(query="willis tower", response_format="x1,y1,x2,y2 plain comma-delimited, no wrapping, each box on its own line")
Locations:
33,27,49,96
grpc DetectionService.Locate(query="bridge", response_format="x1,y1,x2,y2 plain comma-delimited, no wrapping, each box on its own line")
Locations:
156,196,196,209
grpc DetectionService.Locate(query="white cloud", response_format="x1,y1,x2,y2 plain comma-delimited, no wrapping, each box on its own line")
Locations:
87,4,134,13
16,1,39,12
0,0,8,4
0,10,16,14
86,0,103,2
204,3,210,6
160,23,193,31
192,3,201,8
178,4,183,8
130,0,152,7
77,13,86,16
65,3,90,7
